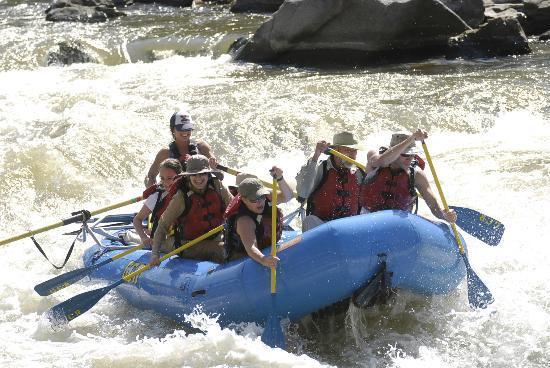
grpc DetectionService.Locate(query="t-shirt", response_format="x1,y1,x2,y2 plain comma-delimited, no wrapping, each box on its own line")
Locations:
144,191,167,211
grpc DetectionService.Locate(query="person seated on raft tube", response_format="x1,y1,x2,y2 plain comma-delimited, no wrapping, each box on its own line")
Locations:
224,170,293,268
295,131,365,232
144,107,217,187
131,158,183,247
361,130,456,222
148,155,232,266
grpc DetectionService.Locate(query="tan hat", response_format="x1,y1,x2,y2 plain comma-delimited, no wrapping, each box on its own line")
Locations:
235,172,258,186
238,178,269,201
182,155,222,178
332,131,363,150
389,133,419,155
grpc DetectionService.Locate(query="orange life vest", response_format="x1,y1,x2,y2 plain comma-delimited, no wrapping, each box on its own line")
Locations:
307,159,361,221
360,166,417,212
223,194,283,258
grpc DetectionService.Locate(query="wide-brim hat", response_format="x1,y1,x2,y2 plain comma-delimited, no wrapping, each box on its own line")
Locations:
331,131,363,150
389,133,420,155
181,155,222,178
238,178,270,201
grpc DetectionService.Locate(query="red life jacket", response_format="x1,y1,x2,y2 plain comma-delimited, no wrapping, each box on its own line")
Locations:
223,195,283,258
176,179,225,241
141,184,166,237
307,160,361,221
361,166,417,212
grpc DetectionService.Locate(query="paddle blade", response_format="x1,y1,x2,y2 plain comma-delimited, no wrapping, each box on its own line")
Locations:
461,254,494,309
261,314,286,349
35,264,97,296
450,206,504,246
45,280,122,325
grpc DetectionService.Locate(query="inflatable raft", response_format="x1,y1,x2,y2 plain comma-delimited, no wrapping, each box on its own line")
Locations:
79,210,466,326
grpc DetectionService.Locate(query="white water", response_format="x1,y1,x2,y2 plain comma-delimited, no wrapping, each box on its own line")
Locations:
1,2,550,367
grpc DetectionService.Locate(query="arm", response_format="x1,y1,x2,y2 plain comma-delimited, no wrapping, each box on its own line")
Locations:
295,141,329,199
196,139,213,159
270,166,293,204
415,170,457,223
149,191,186,266
366,129,428,170
236,216,279,268
132,204,153,247
144,149,169,188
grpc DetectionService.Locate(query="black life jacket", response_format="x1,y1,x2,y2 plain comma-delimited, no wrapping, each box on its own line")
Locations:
141,184,167,237
168,141,199,170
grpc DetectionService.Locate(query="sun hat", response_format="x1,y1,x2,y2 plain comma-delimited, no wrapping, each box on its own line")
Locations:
389,133,420,155
238,178,270,201
170,109,194,131
181,155,223,178
331,132,363,150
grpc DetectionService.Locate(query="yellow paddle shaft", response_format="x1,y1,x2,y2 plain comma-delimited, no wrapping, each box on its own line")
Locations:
0,196,143,247
327,148,366,171
421,141,465,254
122,224,224,282
271,178,278,294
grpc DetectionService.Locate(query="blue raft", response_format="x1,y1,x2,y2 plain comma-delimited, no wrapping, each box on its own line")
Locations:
83,210,466,326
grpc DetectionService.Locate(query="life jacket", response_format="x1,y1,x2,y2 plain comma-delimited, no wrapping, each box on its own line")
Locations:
168,141,199,170
223,194,283,258
172,176,226,242
306,159,361,221
141,184,167,237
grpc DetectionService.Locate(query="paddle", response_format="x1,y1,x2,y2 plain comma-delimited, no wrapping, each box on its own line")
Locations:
261,177,285,348
45,225,224,324
421,141,493,309
325,148,504,246
0,196,144,247
34,243,146,296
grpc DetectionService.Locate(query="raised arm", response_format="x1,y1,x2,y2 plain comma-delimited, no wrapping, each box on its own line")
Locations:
366,129,428,170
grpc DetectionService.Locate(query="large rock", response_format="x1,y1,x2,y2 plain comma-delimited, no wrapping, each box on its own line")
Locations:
45,0,128,23
439,0,485,28
447,16,530,58
521,0,550,35
230,0,284,13
46,41,98,66
233,0,473,66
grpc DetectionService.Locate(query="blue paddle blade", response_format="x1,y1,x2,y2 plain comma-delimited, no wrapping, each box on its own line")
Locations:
261,313,286,349
461,253,494,309
450,206,504,246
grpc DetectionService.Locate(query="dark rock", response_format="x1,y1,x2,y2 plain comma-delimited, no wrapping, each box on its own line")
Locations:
447,16,530,58
134,0,192,6
439,0,485,28
540,30,550,40
230,0,284,13
46,41,98,66
521,0,550,35
233,0,472,67
45,0,127,23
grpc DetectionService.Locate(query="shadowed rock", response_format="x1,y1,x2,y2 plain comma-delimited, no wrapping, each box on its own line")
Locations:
233,0,477,67
447,16,530,58
46,41,98,66
230,0,284,13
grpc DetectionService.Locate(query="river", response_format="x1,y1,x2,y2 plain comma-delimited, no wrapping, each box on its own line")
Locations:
1,1,549,367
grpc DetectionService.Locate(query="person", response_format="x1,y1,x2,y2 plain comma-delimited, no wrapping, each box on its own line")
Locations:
295,131,364,232
360,130,457,222
223,168,293,268
144,108,216,187
132,158,183,247
148,155,231,266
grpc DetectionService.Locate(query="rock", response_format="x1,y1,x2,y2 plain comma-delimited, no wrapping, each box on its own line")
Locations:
521,0,550,35
46,41,98,66
438,0,485,28
45,0,127,23
447,16,530,58
230,0,284,13
233,0,472,66
540,30,550,40
135,0,193,6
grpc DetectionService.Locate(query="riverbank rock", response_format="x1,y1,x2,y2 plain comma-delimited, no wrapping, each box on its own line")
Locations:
484,0,550,35
46,41,98,66
45,0,128,23
230,0,284,13
440,0,485,28
447,16,530,58
233,0,478,66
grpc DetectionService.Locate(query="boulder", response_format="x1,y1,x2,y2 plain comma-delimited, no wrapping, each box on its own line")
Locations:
540,30,550,39
447,16,530,58
230,0,284,13
521,0,550,35
46,41,98,66
45,0,127,22
134,0,193,6
233,0,472,66
438,0,485,28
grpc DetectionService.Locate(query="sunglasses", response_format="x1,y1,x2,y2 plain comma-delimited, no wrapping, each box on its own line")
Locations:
400,154,414,158
246,195,266,204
